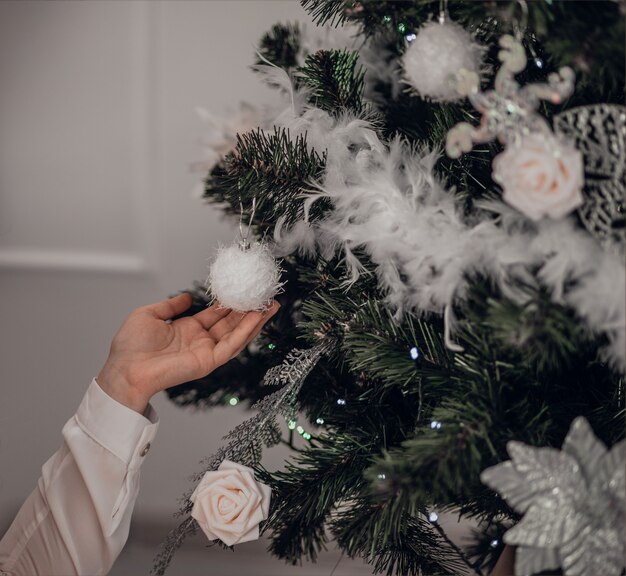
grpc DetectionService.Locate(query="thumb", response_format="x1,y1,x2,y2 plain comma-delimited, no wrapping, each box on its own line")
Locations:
143,293,193,320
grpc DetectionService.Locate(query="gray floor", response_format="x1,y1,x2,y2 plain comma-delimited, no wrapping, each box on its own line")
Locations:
0,505,470,575
110,512,473,576
110,519,374,576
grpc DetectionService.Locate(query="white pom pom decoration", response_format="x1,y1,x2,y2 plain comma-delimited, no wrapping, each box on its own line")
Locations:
402,20,483,102
208,242,283,312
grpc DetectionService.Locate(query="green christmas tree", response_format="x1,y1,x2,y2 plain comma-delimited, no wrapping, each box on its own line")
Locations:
154,2,625,575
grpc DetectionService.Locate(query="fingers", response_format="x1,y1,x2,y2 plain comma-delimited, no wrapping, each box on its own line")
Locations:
143,293,192,320
212,301,280,367
247,301,280,343
193,302,233,330
206,309,247,341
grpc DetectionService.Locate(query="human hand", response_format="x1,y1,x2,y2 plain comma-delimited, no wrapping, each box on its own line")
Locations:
97,293,279,414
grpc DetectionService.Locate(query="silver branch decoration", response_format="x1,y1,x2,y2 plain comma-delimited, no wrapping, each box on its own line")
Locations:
151,341,331,575
554,104,626,250
481,417,625,576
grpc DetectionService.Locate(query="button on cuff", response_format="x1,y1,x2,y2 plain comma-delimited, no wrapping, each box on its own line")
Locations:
73,379,159,465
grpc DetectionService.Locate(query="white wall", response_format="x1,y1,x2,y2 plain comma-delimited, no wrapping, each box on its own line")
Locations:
0,2,374,574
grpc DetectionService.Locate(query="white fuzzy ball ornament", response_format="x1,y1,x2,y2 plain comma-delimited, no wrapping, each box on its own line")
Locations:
208,242,283,313
402,20,483,102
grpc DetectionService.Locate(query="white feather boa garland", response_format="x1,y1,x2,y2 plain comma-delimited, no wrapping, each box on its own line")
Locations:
271,108,625,369
194,33,624,368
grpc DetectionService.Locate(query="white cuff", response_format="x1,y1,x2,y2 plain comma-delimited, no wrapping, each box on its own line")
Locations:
74,378,159,466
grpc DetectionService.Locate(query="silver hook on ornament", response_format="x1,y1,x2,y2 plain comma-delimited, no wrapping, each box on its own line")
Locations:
239,196,257,251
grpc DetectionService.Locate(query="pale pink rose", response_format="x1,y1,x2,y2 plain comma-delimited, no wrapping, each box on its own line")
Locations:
492,134,584,221
190,460,271,546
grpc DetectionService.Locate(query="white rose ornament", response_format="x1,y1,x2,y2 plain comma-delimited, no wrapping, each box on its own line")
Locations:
190,459,271,546
493,134,584,221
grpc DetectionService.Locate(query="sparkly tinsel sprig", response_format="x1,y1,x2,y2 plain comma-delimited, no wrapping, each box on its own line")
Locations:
151,341,331,575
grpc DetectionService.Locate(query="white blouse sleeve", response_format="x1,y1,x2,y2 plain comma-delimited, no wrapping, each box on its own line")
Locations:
0,379,159,576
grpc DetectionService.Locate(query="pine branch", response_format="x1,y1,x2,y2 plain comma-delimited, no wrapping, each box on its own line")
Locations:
259,429,464,575
205,127,327,233
297,49,366,115
300,0,349,28
365,279,624,522
258,434,373,564
256,22,301,70
344,299,452,390
464,520,509,575
478,283,593,373
331,498,463,576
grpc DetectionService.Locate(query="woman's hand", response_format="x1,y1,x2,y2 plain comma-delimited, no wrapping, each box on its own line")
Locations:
97,293,279,413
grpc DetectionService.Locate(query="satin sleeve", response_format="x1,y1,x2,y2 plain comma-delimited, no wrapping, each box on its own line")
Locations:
0,379,159,576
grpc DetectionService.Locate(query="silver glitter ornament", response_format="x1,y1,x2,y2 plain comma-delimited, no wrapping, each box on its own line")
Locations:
481,417,625,576
446,34,575,158
554,104,626,250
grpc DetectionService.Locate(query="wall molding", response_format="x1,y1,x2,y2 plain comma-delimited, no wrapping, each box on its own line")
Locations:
0,1,159,275
0,247,151,273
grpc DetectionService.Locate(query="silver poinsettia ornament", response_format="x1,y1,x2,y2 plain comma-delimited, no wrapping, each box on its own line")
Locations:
481,417,625,576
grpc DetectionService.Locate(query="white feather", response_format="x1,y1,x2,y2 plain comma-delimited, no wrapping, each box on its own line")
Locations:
272,112,625,368
251,54,310,122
